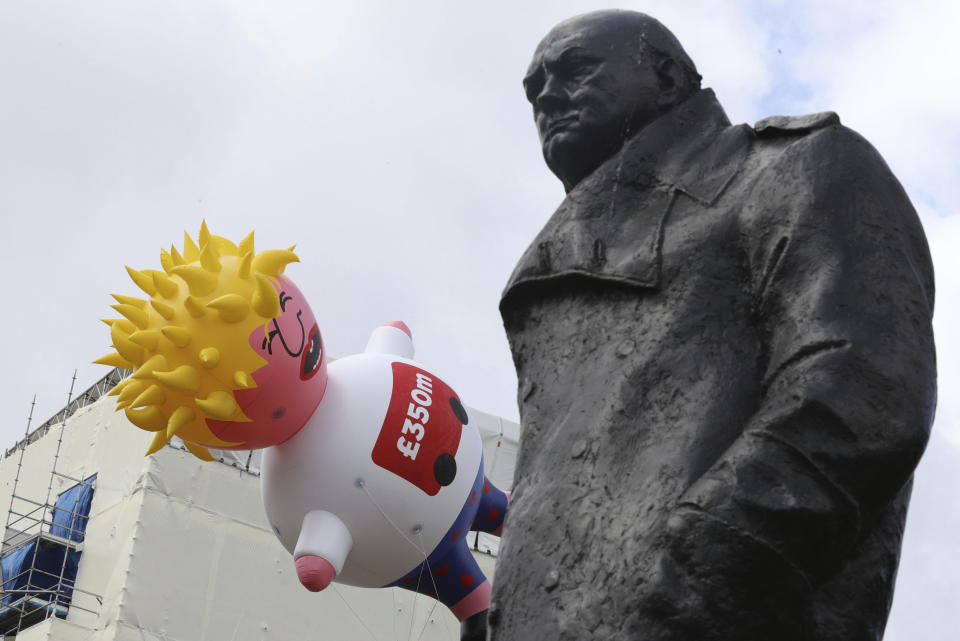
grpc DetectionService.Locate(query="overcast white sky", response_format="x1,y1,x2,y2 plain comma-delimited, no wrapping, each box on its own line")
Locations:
0,1,956,637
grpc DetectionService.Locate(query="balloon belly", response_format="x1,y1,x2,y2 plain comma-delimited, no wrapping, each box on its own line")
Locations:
260,353,483,588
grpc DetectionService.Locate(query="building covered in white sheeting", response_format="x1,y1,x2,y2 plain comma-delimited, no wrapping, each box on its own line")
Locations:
0,368,518,640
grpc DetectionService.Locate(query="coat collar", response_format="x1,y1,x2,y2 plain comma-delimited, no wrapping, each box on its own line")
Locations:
631,88,742,203
502,89,751,306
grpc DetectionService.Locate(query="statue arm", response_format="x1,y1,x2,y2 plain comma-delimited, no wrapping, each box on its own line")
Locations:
645,127,937,637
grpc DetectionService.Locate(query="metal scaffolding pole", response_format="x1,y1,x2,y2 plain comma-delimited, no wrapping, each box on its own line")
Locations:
0,371,104,636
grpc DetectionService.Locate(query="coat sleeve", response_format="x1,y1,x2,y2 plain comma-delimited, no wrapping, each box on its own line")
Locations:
643,126,937,638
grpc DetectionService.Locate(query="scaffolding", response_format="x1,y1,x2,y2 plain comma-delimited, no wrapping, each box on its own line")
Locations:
0,366,514,639
3,367,126,460
0,371,115,636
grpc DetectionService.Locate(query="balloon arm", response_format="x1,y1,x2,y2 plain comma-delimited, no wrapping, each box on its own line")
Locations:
294,510,354,578
363,322,415,359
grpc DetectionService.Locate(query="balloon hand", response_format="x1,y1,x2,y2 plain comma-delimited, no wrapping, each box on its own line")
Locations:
295,554,336,592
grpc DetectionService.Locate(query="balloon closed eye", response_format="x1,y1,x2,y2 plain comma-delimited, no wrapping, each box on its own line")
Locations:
300,324,322,380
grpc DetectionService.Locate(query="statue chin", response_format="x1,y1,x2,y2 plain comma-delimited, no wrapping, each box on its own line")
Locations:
542,137,589,189
544,136,619,192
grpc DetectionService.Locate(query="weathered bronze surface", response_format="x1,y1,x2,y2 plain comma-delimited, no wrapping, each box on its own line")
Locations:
490,10,937,641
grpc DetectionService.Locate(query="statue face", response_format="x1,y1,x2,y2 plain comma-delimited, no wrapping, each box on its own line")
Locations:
524,16,664,191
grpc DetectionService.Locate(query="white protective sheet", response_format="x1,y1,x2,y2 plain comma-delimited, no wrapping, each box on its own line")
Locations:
0,391,518,641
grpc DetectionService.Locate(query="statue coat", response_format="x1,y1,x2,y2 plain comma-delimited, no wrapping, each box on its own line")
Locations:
491,89,936,641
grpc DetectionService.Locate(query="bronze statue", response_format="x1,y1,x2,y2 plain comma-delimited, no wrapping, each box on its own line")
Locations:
490,10,936,641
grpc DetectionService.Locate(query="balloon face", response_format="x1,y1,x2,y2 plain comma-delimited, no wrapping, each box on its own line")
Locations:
206,276,328,449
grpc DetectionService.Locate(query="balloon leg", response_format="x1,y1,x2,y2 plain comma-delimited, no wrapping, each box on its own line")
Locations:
390,464,494,622
395,539,491,621
470,477,509,536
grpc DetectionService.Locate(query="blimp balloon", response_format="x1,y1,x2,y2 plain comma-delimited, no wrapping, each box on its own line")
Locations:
96,223,508,637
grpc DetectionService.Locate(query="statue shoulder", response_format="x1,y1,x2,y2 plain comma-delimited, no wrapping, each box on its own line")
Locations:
753,111,840,138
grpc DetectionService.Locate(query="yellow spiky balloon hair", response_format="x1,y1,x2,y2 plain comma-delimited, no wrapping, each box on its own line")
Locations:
97,222,299,460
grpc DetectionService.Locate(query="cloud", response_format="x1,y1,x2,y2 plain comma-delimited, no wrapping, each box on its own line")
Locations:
921,208,960,445
883,431,960,640
0,2,956,636
779,0,960,214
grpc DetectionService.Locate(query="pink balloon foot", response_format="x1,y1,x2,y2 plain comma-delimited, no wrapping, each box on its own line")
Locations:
384,320,412,338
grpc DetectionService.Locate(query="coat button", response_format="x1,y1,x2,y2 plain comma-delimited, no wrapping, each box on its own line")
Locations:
571,439,587,459
537,241,552,270
616,339,636,357
521,377,536,400
591,238,607,267
544,569,559,591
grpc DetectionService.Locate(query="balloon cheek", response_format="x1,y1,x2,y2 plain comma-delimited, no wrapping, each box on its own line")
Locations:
207,278,327,449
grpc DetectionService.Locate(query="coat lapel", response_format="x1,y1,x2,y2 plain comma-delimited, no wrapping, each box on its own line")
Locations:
503,90,751,303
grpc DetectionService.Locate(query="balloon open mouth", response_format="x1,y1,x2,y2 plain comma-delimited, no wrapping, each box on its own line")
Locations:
301,324,323,380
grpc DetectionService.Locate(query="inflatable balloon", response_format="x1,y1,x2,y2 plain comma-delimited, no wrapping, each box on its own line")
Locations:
96,223,508,636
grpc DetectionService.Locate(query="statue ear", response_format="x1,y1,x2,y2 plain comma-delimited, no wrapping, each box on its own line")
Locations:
655,58,683,110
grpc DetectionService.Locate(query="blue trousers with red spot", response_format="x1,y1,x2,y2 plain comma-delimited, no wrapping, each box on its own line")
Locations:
388,460,508,619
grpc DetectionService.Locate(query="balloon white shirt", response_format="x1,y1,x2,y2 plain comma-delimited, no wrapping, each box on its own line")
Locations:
260,323,484,588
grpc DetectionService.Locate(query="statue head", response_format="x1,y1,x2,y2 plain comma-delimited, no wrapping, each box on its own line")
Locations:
524,10,701,191
98,222,328,460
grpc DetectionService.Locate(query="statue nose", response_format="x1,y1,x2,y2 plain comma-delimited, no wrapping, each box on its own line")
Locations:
535,76,567,112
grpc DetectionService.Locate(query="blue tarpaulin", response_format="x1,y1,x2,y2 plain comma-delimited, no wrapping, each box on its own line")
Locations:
50,474,97,542
0,474,95,615
0,541,81,607
1,544,36,606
